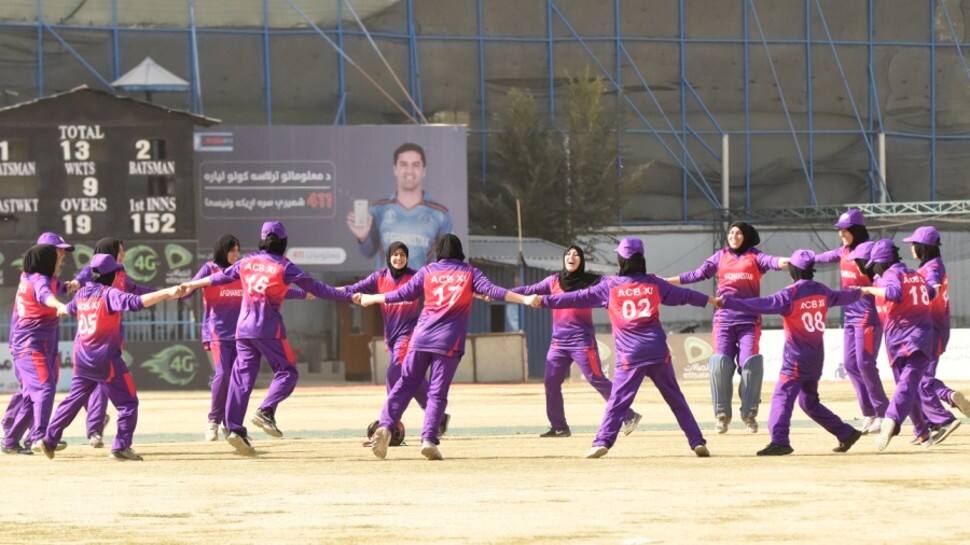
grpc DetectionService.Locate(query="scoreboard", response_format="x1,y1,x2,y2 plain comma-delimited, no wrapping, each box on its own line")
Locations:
0,123,191,241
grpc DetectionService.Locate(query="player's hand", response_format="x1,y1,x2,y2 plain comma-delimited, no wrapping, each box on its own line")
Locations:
65,280,81,294
359,294,381,307
305,293,316,300
177,283,196,297
710,296,721,308
473,293,493,303
778,258,790,267
352,293,363,305
346,210,374,241
56,305,70,318
664,276,681,285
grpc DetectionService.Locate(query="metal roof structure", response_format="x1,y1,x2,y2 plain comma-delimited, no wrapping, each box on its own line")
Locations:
111,57,190,93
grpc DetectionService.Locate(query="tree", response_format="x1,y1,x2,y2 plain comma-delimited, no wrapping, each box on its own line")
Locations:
470,68,622,246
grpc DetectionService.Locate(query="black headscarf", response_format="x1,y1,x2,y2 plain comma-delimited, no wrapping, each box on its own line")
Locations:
214,234,240,269
728,221,760,255
845,225,870,250
855,259,875,281
259,234,288,256
387,241,410,279
788,263,815,281
435,234,465,262
94,237,124,259
22,244,58,278
559,245,600,292
871,244,902,278
617,253,647,276
913,242,941,266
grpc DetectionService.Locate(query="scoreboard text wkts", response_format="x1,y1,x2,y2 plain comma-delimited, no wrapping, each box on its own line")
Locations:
0,86,218,245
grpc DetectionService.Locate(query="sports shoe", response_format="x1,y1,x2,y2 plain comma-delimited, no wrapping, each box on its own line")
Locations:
226,432,256,456
438,413,451,437
715,414,730,434
420,440,444,461
833,429,863,453
875,419,898,452
1,444,32,455
931,419,962,446
89,433,104,448
539,428,571,438
743,415,758,434
205,421,219,442
110,447,144,461
54,440,66,451
694,444,711,457
756,442,794,456
860,416,876,435
865,417,882,435
371,426,391,460
36,440,54,460
251,409,283,438
622,412,642,436
585,445,609,459
950,392,970,417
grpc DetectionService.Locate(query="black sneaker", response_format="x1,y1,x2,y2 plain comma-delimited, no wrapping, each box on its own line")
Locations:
540,428,571,438
438,413,451,437
833,429,863,453
1,444,32,455
756,442,794,456
251,409,283,438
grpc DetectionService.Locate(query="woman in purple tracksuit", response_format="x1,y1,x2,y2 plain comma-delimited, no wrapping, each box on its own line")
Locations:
667,222,787,434
38,254,179,461
1,245,70,455
814,208,888,435
74,238,155,449
858,239,936,451
720,249,863,456
544,238,714,459
180,221,352,456
342,241,451,442
513,245,640,438
903,226,969,445
359,234,534,461
2,232,74,452
190,234,308,442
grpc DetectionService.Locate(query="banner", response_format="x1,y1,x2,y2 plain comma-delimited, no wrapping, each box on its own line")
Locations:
194,125,468,271
0,240,197,288
0,341,212,393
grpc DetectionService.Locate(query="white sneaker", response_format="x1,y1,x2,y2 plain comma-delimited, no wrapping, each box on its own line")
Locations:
204,421,219,442
226,432,256,456
585,445,609,459
694,444,711,458
743,415,758,434
875,419,896,452
420,440,443,461
371,426,391,460
866,417,883,435
88,433,104,448
951,392,970,417
715,414,730,434
622,412,642,436
860,416,875,435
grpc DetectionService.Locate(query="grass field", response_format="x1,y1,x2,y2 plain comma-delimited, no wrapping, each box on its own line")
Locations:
2,380,969,544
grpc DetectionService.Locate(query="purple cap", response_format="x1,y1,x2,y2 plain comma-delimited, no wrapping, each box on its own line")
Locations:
36,232,74,251
260,221,287,240
615,237,644,259
865,239,896,268
903,226,941,246
846,240,876,261
89,253,124,275
789,249,815,270
834,208,865,229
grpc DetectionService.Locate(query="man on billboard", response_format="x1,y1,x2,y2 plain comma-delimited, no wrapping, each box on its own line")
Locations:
345,142,453,269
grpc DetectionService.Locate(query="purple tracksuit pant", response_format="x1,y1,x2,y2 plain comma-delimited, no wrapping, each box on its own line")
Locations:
43,358,139,452
885,352,930,435
3,345,58,449
545,345,634,431
379,349,459,445
842,324,889,418
225,338,299,436
207,340,237,423
385,336,428,410
768,374,856,447
84,384,109,438
594,360,705,450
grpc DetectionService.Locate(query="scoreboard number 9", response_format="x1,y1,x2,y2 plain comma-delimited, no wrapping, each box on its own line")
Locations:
62,213,92,235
